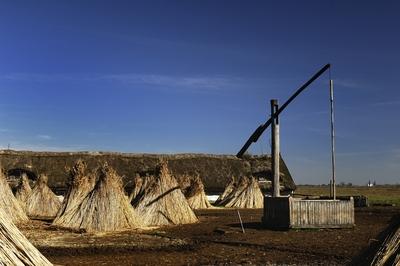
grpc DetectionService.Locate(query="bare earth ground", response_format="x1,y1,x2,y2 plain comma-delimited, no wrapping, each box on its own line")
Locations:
20,206,400,266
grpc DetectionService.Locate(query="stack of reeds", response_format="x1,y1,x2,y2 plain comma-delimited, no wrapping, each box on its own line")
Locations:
214,177,236,205
0,208,52,265
14,173,32,210
53,162,140,232
215,176,263,208
371,222,400,266
131,161,198,226
0,167,29,224
128,173,146,202
25,174,61,219
53,160,96,227
178,174,212,209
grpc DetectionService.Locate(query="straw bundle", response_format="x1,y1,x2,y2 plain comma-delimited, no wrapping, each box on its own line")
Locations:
25,174,61,219
131,161,198,226
128,173,145,202
54,163,140,232
0,168,29,224
214,177,236,205
215,176,263,208
371,223,400,266
0,209,52,266
53,160,96,226
14,173,32,210
179,174,212,209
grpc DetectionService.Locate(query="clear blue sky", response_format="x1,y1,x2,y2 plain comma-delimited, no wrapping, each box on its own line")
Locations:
0,0,399,185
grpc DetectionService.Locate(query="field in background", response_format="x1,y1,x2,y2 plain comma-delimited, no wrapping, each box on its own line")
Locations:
295,185,400,206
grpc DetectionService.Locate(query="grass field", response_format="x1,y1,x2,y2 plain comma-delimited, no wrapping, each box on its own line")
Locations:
295,185,400,206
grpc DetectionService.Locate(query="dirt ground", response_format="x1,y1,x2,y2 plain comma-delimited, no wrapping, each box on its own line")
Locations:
21,206,399,266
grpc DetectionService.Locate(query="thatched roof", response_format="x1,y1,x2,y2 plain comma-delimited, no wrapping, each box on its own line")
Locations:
15,173,32,210
215,176,263,208
0,209,52,265
131,161,198,226
54,163,140,232
0,151,296,194
0,168,28,224
178,174,212,209
53,160,96,227
25,174,61,219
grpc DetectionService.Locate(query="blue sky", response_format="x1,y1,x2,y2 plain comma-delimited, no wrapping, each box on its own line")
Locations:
0,0,399,184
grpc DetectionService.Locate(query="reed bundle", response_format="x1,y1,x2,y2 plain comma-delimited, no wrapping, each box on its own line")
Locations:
53,162,140,232
0,209,52,265
0,168,28,224
371,222,400,266
179,174,212,209
131,161,198,226
14,173,32,210
215,176,263,208
25,174,61,219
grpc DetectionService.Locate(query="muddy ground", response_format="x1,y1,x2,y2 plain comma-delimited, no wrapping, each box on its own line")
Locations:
20,207,399,265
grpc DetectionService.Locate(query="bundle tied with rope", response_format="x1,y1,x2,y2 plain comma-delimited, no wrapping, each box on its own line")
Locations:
130,160,198,226
25,174,62,219
215,176,263,208
14,173,32,211
177,173,212,209
53,161,140,232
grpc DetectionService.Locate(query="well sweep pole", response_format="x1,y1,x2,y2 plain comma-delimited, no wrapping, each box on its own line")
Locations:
271,99,280,197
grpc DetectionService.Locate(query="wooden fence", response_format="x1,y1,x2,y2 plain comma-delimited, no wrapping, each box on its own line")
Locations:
262,196,354,229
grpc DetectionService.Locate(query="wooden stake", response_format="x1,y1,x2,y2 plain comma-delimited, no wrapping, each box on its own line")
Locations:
237,209,245,233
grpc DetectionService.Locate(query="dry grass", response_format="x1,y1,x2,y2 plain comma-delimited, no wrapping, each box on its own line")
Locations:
215,177,236,205
0,209,52,265
129,173,145,202
178,174,212,209
14,173,32,210
54,162,140,232
53,160,96,227
215,176,263,208
371,222,400,266
25,174,61,219
0,167,28,224
131,161,198,226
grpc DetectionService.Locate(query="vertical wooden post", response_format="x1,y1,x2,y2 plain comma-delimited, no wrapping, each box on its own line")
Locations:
330,80,336,200
271,99,280,197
